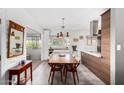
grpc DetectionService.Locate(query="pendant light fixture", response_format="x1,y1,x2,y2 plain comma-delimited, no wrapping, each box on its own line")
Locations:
57,18,69,38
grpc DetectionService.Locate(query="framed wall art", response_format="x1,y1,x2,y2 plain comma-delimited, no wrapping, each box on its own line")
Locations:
73,38,79,42
79,36,84,39
8,20,25,58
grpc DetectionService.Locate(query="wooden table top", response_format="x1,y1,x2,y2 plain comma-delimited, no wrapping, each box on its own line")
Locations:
8,60,32,70
48,54,79,64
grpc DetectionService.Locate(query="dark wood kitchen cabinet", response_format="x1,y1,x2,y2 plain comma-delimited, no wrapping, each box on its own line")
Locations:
81,9,110,85
81,52,110,84
101,9,110,84
81,52,104,83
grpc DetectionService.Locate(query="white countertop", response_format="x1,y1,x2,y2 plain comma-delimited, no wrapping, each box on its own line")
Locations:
82,51,101,58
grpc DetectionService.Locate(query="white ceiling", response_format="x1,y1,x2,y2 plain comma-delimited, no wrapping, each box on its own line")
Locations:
24,8,106,31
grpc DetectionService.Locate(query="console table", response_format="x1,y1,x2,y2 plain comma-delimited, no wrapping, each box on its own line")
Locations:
8,60,32,85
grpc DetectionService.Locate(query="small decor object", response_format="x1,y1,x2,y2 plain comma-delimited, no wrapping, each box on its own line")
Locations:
59,54,65,57
11,31,15,36
15,36,20,40
66,32,69,37
73,38,79,42
79,36,83,39
72,45,77,51
60,32,63,37
21,60,25,65
8,20,25,58
57,33,59,38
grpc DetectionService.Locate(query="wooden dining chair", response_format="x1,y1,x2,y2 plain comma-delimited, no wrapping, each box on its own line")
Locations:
64,62,80,85
48,64,63,84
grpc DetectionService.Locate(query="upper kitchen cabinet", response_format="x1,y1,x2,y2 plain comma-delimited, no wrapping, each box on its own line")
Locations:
86,20,101,52
90,20,98,36
101,9,110,84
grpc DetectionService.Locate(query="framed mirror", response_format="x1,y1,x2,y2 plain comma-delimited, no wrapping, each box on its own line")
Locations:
8,20,25,58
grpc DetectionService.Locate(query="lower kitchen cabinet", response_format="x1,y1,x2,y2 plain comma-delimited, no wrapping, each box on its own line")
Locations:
81,52,110,84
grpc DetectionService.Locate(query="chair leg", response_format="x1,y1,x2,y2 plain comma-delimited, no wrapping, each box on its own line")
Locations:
72,72,76,85
63,67,66,79
76,71,79,83
48,70,52,82
65,70,67,84
51,71,55,85
60,70,63,82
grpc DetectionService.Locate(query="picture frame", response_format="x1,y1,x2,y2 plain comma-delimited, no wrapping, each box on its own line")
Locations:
8,20,25,58
79,36,83,39
73,38,79,42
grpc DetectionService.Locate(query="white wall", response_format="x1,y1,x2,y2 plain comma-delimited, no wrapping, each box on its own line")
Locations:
0,9,41,84
42,30,50,60
110,9,116,85
112,8,124,84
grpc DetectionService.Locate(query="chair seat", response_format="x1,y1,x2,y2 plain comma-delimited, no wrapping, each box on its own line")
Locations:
51,65,63,71
65,64,77,71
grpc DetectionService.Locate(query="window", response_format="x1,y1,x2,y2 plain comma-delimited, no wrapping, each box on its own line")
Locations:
86,36,97,46
26,35,41,49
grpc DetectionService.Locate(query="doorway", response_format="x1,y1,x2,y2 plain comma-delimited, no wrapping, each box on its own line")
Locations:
26,27,41,62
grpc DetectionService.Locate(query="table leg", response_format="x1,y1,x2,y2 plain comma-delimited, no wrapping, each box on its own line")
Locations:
25,69,27,84
9,73,12,85
63,65,66,83
30,64,32,82
51,71,55,85
17,73,20,85
72,72,76,85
